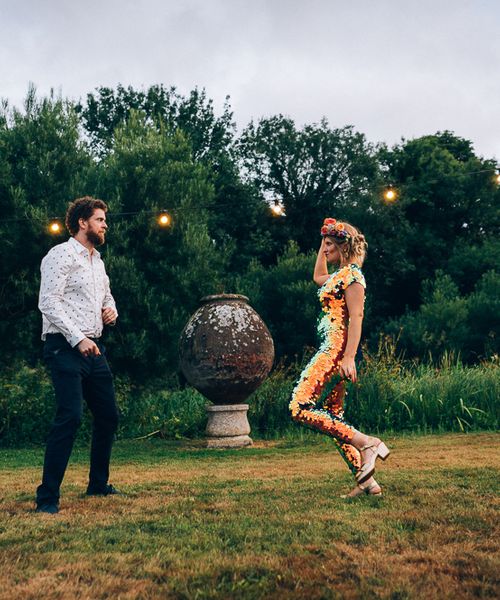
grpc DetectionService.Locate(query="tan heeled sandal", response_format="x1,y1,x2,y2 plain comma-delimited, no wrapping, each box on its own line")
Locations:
341,480,382,499
356,441,390,484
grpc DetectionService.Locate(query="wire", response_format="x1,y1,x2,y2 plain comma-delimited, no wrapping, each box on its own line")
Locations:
0,166,497,224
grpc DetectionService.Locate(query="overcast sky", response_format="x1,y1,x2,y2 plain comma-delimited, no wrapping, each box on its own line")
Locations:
1,0,499,159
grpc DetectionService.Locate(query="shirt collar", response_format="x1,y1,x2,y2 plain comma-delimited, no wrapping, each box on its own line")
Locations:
69,236,101,258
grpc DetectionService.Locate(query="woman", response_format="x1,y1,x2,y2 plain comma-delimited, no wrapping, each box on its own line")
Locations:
289,218,390,497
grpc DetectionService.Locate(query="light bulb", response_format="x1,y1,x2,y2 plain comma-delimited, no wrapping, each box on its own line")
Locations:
384,188,397,202
270,203,285,216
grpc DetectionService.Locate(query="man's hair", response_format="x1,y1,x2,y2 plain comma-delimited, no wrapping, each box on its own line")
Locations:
65,197,108,236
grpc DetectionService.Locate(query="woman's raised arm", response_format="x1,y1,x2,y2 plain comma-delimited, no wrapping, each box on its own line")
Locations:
313,239,330,286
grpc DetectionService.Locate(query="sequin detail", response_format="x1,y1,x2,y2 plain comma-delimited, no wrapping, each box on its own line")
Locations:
289,264,366,475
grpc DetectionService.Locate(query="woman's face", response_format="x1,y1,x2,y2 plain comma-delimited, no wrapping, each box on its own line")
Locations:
323,237,340,263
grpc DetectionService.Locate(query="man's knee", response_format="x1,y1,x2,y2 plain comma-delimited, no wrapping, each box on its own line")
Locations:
53,406,83,433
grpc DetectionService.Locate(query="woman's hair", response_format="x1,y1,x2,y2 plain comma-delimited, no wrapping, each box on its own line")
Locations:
65,196,108,236
321,218,368,265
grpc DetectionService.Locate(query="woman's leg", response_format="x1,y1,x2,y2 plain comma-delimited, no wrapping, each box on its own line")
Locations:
290,351,358,447
290,350,389,492
323,381,361,475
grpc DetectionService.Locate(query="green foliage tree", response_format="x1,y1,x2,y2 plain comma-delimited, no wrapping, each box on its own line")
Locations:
77,84,234,161
238,115,380,251
78,84,272,271
387,269,499,361
237,115,425,333
95,112,230,378
0,87,498,385
0,87,93,366
236,242,318,359
378,131,499,314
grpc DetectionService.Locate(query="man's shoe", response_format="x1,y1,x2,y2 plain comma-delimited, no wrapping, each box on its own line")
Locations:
86,484,121,496
35,503,59,514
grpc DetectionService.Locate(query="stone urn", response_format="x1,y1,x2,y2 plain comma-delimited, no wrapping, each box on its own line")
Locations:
179,294,274,448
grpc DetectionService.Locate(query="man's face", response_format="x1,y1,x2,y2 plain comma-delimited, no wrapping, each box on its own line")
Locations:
82,208,107,246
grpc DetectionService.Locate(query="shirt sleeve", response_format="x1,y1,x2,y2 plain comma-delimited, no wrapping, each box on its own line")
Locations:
38,248,86,347
101,268,118,320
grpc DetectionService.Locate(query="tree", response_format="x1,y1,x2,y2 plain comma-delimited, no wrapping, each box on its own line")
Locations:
0,87,94,366
236,242,318,360
387,269,500,362
238,115,380,252
377,131,499,313
94,112,230,379
78,84,272,271
77,84,235,162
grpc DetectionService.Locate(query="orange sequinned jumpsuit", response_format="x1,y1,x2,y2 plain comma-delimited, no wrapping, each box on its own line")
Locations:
289,264,365,475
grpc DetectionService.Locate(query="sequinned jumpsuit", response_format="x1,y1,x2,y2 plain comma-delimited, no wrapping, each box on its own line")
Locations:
289,264,365,475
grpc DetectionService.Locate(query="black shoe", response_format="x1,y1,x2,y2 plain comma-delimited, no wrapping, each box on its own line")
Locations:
35,503,59,514
85,484,121,496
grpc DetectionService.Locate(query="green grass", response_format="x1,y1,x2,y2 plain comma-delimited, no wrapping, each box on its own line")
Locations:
0,433,499,599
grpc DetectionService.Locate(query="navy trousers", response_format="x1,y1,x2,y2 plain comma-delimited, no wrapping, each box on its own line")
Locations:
36,334,119,506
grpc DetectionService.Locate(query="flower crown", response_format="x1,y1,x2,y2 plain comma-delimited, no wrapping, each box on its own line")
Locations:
320,218,350,243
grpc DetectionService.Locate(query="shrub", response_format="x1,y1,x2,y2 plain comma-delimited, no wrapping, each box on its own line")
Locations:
1,349,498,447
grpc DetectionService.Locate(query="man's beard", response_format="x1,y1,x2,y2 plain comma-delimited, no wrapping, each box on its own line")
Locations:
87,230,105,246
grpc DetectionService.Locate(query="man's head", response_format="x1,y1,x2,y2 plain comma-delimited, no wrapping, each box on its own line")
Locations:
65,197,108,246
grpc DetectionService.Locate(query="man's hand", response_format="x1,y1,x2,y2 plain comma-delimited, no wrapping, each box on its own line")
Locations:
77,338,101,357
102,307,117,326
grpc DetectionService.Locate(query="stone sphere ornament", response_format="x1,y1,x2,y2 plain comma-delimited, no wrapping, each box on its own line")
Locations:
179,294,274,447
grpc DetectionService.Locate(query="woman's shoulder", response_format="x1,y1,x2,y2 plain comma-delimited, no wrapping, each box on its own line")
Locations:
337,263,366,288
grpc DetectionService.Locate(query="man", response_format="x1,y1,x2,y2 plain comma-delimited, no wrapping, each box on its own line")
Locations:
35,197,120,514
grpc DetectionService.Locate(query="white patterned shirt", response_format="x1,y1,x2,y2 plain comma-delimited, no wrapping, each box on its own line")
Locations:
39,237,118,347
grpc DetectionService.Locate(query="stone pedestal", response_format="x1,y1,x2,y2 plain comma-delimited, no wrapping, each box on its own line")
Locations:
205,404,253,448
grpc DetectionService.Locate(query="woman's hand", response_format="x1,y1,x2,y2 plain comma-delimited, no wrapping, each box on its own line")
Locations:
339,355,357,382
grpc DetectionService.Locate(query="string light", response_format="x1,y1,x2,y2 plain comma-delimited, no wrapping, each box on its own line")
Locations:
49,221,62,234
157,212,171,227
383,187,397,203
270,201,285,217
0,164,497,230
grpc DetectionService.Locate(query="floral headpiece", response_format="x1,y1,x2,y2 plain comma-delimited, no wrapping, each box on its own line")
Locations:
320,218,350,243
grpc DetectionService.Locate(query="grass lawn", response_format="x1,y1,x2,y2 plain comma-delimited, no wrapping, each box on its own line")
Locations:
0,432,499,599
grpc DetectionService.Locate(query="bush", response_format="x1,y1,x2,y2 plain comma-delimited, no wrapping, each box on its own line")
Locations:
236,242,318,360
0,364,55,446
345,344,499,433
116,384,208,439
0,363,209,447
247,363,300,436
251,340,499,436
387,270,500,362
1,348,498,447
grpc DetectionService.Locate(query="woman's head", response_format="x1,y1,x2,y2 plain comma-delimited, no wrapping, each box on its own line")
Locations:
321,218,367,266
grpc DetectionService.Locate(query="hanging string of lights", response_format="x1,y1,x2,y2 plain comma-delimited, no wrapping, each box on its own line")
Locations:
0,167,497,232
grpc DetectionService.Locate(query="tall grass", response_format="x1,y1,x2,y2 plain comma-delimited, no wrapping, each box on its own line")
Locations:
0,341,498,446
344,340,499,434
248,338,499,436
